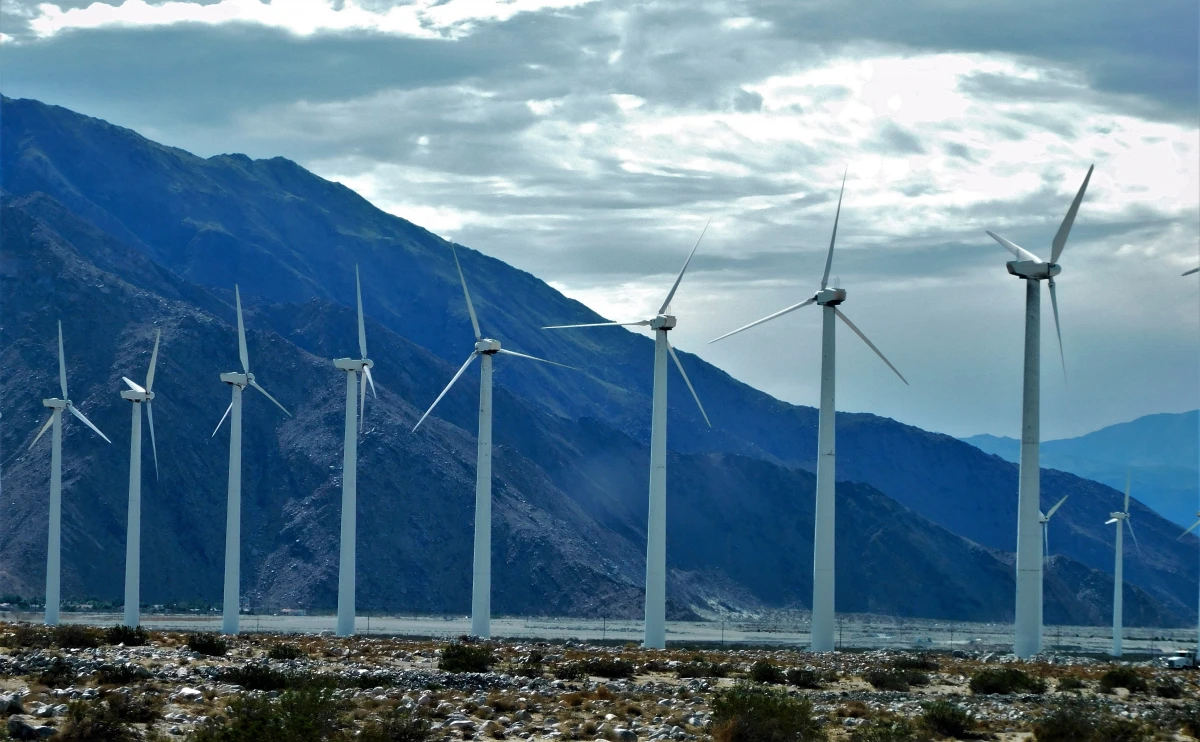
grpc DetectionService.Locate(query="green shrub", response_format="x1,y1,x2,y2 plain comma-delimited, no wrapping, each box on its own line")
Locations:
105,692,164,724
216,664,334,692
750,660,786,684
438,641,493,673
1155,681,1183,699
785,668,822,689
1093,717,1151,742
356,706,434,742
583,657,635,679
892,654,939,672
1098,666,1147,693
969,667,1046,695
5,623,51,648
677,661,730,679
921,700,974,737
864,669,913,692
1175,704,1200,736
554,662,587,681
1056,676,1085,692
37,655,76,687
58,699,141,742
712,682,825,742
104,625,150,647
850,717,929,742
1032,701,1151,742
187,632,229,657
267,643,305,661
96,663,141,685
52,624,102,649
191,688,344,742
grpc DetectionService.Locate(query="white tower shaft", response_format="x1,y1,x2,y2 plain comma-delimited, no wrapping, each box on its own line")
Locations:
812,304,837,652
1014,278,1043,658
1112,520,1124,657
222,385,243,635
644,328,670,649
124,402,142,627
471,353,494,638
44,408,64,626
336,369,359,637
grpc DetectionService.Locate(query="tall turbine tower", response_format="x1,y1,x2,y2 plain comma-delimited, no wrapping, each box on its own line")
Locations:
543,226,712,649
709,176,907,652
1104,475,1138,657
1185,265,1200,660
983,165,1093,658
1037,495,1068,638
28,321,112,625
212,287,291,634
119,330,161,627
414,245,574,639
334,266,376,637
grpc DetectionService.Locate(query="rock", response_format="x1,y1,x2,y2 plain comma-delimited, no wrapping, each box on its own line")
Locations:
7,716,55,741
0,693,25,715
614,728,638,742
175,687,204,703
448,719,477,732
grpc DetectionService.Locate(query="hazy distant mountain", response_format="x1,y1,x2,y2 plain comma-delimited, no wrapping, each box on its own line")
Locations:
1,95,1195,627
963,411,1199,528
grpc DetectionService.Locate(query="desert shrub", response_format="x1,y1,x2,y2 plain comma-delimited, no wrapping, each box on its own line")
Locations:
850,717,929,742
105,692,164,724
969,667,1046,695
438,641,493,673
187,632,228,657
583,657,635,679
864,669,913,692
104,625,149,647
267,643,305,661
892,654,940,672
1057,676,1085,692
191,688,344,742
356,706,433,742
216,664,334,692
1156,681,1183,699
785,668,822,689
1098,666,1147,693
750,660,786,685
96,663,141,685
554,662,587,681
509,661,543,678
52,624,102,649
37,655,76,687
6,624,51,648
711,682,825,742
58,699,141,742
921,700,974,738
1174,704,1200,736
1093,717,1151,742
678,661,729,679
1032,701,1151,742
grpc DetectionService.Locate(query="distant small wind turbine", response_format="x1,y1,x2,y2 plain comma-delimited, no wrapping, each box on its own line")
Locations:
29,321,112,625
119,330,161,628
334,267,376,637
414,245,574,639
709,176,906,653
1037,494,1067,635
544,225,712,649
1105,474,1138,657
983,165,1093,658
1180,511,1200,661
212,287,291,635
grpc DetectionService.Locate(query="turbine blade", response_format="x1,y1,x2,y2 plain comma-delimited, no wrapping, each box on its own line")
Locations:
658,219,710,315
122,376,146,394
1050,164,1093,264
1046,495,1069,519
1184,267,1200,276
709,297,816,344
412,351,478,432
249,380,291,417
1126,518,1140,553
495,348,578,370
356,264,368,359
833,308,909,385
985,230,1043,263
358,369,366,433
667,339,711,428
450,245,482,340
68,404,112,444
58,321,68,399
146,402,159,481
235,285,249,373
1048,278,1065,380
1124,471,1132,513
30,416,54,449
146,329,160,392
821,168,847,290
543,320,652,330
363,365,377,398
1043,522,1049,560
1105,518,1119,525
1179,519,1200,539
212,401,233,438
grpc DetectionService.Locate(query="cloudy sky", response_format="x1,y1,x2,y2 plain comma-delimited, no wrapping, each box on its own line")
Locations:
2,0,1198,439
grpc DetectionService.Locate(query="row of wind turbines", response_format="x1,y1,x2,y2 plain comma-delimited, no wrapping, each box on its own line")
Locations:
25,164,1193,660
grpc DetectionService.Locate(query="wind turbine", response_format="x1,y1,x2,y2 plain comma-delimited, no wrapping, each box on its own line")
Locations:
543,225,713,649
983,165,1093,658
212,286,291,635
119,330,161,628
413,245,574,640
1037,494,1068,636
28,321,112,625
1180,511,1200,661
1104,474,1138,657
709,175,907,652
334,266,376,637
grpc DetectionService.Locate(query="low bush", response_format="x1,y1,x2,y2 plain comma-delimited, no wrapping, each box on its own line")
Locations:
52,624,102,649
921,700,974,738
864,669,913,692
187,632,228,657
105,692,164,724
892,654,940,672
5,624,51,648
267,643,305,661
553,662,587,681
1174,704,1200,737
356,706,434,742
785,668,822,689
750,660,786,684
712,682,825,742
104,625,150,647
96,663,141,685
583,657,635,679
1156,681,1183,699
1098,666,1148,693
438,641,493,673
850,717,929,742
1056,676,1085,692
37,656,76,687
58,699,141,742
1032,701,1152,742
969,667,1046,695
677,661,729,679
216,664,335,692
191,688,345,742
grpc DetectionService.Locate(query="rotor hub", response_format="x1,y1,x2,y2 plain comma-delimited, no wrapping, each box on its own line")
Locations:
334,358,370,371
476,338,501,354
220,371,251,387
650,314,677,330
121,390,153,402
815,288,847,306
1006,261,1061,280
1109,511,1128,521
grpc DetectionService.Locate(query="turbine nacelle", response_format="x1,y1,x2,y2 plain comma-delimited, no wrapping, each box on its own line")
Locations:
119,389,153,403
650,314,677,330
815,288,847,306
333,358,371,371
220,371,252,387
1107,511,1129,522
1006,260,1062,280
475,338,501,354
42,398,69,410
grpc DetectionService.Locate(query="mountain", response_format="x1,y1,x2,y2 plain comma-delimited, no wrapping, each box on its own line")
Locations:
1,96,1196,627
963,412,1199,528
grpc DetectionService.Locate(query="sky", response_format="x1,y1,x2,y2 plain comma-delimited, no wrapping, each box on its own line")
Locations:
1,0,1198,440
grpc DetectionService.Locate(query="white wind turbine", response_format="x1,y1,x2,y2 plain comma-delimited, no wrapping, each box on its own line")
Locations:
119,330,161,628
983,165,1093,658
1183,265,1200,660
709,176,907,652
1105,474,1138,657
543,226,712,649
334,266,376,637
1037,494,1068,634
413,245,574,639
28,321,112,625
212,286,291,635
